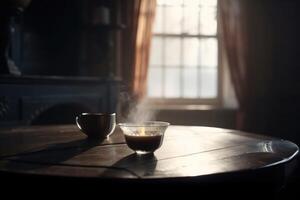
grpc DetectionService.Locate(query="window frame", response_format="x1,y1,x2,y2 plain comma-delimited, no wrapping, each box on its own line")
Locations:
146,1,222,107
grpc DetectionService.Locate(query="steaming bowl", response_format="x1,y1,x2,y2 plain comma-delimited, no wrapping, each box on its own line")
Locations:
118,121,170,136
118,121,170,154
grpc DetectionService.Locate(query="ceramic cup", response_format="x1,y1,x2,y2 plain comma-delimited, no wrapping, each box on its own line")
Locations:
76,113,116,139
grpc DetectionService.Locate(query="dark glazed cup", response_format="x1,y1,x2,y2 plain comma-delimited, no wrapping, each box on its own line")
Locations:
76,113,116,139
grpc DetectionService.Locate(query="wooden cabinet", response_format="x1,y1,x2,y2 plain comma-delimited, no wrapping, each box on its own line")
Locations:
0,76,119,126
0,1,122,127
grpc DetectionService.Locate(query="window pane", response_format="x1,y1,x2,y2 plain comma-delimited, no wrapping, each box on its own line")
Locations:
183,6,199,35
147,68,163,97
153,6,164,34
199,0,217,7
199,7,217,35
183,68,198,98
199,68,217,98
159,0,183,6
165,38,181,66
165,6,182,34
149,37,163,66
183,38,199,67
183,0,200,6
165,68,180,98
199,38,218,67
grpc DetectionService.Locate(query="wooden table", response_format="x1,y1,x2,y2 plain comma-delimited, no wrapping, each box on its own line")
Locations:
0,125,298,195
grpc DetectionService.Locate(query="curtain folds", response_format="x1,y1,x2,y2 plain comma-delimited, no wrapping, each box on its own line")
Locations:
121,0,156,100
219,0,273,131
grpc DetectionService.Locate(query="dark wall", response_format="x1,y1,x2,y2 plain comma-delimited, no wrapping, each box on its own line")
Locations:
271,2,300,143
250,0,300,144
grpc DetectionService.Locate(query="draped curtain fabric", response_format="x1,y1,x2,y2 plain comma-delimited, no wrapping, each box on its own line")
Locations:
219,0,273,132
121,0,156,100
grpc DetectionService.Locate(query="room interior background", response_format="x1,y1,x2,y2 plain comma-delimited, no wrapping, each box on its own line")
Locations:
0,0,299,147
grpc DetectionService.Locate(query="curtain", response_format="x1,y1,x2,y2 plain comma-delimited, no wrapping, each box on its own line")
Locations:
219,0,273,132
121,0,156,100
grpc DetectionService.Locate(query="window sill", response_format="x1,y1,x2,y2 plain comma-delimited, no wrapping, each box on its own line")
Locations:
144,104,237,129
146,103,237,111
147,104,219,111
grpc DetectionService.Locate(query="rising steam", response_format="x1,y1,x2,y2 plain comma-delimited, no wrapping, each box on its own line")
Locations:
126,98,156,123
119,92,157,123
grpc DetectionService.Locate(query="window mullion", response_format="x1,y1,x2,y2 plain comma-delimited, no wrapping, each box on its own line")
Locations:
197,4,201,98
180,2,184,98
162,4,166,98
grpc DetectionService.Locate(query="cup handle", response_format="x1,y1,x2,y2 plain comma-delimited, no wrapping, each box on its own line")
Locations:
75,115,82,130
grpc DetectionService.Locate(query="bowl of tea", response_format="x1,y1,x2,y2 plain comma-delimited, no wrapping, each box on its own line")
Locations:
118,121,170,154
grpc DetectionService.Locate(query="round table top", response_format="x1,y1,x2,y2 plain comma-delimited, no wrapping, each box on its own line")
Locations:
0,125,298,180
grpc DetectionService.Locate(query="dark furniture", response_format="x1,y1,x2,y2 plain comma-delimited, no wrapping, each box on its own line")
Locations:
0,124,298,196
0,0,122,127
0,75,119,126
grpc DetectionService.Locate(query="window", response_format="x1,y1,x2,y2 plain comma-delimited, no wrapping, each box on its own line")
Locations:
147,0,219,105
